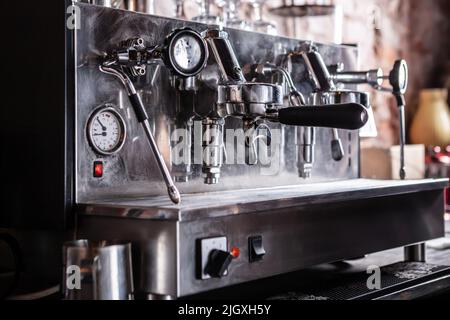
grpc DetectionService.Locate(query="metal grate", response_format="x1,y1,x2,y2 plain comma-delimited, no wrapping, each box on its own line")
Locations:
269,262,450,300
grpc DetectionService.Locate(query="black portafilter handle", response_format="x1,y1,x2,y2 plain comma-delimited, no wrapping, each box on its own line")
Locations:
278,103,369,130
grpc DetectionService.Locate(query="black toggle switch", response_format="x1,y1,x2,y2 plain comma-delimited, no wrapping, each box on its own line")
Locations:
249,235,266,262
205,249,233,278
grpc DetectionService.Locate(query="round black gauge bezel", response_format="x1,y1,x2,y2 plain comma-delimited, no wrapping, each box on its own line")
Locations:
86,105,127,156
390,60,408,94
165,29,209,78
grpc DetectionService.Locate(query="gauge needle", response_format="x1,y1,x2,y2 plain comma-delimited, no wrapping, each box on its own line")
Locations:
93,133,107,136
96,117,107,131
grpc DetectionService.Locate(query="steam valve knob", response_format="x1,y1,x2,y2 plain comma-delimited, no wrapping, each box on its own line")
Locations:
205,249,234,278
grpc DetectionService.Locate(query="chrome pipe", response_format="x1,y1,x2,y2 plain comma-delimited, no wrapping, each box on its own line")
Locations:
99,65,181,204
331,69,383,87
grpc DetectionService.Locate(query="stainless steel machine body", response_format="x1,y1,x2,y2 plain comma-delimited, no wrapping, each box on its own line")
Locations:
1,2,447,298
78,179,447,297
75,5,360,202
72,4,447,297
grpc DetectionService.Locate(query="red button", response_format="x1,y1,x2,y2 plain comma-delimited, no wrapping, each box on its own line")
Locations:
230,247,240,259
93,161,103,178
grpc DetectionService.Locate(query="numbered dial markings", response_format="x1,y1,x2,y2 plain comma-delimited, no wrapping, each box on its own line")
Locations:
87,108,126,155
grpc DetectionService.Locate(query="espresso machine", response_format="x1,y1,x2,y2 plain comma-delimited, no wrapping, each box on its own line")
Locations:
1,2,448,299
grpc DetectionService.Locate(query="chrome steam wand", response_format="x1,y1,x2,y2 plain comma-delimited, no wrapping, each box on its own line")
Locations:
330,59,409,179
100,65,181,204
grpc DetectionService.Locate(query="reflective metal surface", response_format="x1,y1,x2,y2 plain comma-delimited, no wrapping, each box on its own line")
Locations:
62,240,98,300
404,243,427,263
75,4,360,203
98,64,181,204
62,240,134,300
93,242,134,300
217,83,283,118
331,68,383,87
71,5,448,299
4,1,444,301
311,90,370,107
78,179,447,296
78,178,449,221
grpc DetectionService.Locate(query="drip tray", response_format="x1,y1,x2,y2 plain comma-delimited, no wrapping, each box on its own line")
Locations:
269,262,450,300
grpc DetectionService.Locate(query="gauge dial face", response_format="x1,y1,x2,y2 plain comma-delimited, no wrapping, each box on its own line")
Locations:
166,29,208,77
172,35,203,71
87,107,126,155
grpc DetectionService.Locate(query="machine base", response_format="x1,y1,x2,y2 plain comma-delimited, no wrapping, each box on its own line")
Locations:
77,179,448,297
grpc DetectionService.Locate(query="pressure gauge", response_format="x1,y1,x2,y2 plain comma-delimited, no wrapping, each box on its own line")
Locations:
87,105,126,155
389,60,408,94
163,28,208,77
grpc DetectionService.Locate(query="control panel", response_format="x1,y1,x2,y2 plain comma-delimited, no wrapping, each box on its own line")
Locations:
197,235,266,280
197,237,228,280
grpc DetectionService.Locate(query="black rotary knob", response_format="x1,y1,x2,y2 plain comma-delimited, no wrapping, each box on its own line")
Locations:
205,249,234,278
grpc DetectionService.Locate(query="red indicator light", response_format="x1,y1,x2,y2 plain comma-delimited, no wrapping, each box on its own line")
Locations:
93,161,103,178
230,247,240,258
